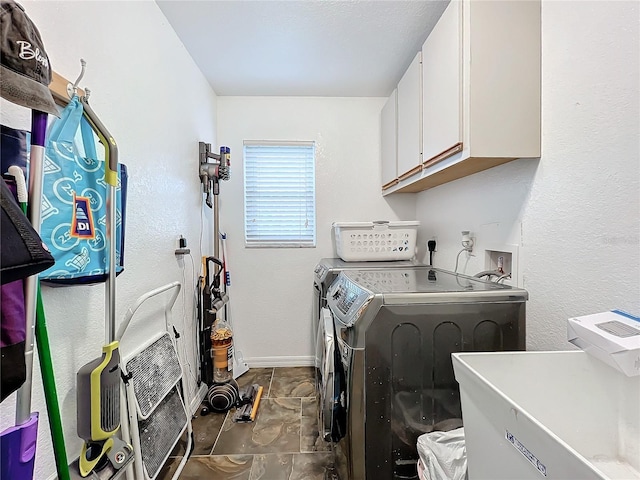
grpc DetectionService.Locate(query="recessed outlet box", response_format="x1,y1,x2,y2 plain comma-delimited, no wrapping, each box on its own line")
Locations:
488,251,511,274
485,244,519,287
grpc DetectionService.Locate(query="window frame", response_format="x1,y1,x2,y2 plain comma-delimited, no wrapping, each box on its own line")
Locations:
243,140,317,248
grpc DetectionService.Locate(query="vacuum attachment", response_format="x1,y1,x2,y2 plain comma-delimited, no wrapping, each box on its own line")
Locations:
232,384,264,423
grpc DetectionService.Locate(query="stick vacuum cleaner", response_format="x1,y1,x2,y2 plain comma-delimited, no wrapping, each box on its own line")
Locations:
75,97,132,477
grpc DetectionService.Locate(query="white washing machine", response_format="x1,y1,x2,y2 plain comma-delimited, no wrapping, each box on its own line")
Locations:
319,266,528,480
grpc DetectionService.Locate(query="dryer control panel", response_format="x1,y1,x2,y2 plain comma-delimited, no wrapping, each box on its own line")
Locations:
327,272,373,327
313,263,330,284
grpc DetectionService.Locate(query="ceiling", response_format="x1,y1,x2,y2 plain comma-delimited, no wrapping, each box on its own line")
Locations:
156,0,448,97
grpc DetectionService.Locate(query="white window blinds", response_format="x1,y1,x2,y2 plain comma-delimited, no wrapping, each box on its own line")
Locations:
243,141,316,247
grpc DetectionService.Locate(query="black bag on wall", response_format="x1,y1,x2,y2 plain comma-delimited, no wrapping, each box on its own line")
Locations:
1,126,54,402
1,177,55,284
1,125,55,283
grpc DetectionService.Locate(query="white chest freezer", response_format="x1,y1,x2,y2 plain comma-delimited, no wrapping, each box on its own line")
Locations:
452,351,640,480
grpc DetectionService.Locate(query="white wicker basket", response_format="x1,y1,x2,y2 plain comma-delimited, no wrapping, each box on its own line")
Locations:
333,221,420,261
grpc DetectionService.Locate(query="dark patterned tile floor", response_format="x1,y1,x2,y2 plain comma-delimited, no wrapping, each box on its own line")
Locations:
158,367,336,479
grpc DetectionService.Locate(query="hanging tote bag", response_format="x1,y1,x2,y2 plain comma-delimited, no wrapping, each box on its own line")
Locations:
39,96,127,284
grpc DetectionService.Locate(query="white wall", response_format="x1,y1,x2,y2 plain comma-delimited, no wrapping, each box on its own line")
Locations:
415,1,639,350
3,1,637,477
217,97,415,365
0,1,217,478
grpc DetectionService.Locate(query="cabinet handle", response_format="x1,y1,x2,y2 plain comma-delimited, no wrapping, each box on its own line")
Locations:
382,179,399,191
422,143,463,169
398,165,422,182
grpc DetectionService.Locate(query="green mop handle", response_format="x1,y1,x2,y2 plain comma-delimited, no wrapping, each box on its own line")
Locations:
35,288,70,480
8,166,70,480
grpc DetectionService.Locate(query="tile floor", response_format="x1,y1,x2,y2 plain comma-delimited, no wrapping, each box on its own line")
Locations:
158,367,336,480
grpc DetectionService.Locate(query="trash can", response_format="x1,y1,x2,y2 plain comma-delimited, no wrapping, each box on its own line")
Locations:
416,427,468,480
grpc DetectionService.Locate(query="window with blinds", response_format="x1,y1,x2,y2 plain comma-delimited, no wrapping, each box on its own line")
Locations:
243,141,316,247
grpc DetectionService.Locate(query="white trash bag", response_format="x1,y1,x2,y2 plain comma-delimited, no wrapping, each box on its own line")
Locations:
416,427,467,480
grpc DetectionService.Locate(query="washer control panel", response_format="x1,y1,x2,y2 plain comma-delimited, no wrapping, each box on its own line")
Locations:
327,272,373,327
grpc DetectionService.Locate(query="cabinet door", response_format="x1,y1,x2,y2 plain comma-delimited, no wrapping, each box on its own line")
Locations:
422,0,462,163
396,52,422,179
381,89,397,187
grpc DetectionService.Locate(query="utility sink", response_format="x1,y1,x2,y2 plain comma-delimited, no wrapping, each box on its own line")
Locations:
452,351,640,479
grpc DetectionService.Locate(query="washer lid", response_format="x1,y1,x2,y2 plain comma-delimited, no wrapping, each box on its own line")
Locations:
316,257,420,271
343,267,528,304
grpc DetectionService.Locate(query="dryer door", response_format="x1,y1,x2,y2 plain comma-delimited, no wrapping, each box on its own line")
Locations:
317,308,336,442
317,307,347,443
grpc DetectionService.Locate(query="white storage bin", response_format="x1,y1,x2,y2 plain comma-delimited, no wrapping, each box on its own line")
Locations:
332,220,419,262
452,351,640,480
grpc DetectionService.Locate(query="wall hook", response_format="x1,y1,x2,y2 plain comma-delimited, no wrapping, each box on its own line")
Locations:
66,58,86,98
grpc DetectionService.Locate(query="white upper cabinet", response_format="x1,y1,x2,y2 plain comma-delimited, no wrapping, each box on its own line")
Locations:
380,89,398,188
422,0,462,163
383,0,541,195
463,0,541,160
396,52,422,180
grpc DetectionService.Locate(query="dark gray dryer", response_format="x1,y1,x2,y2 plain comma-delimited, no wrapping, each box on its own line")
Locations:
322,266,528,480
312,258,421,348
313,258,423,478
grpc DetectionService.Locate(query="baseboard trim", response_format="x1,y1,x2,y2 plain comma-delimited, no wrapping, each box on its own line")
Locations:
189,383,208,414
245,356,314,368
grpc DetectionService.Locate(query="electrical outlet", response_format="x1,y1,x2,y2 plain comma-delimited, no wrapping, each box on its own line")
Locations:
427,237,437,251
175,235,189,255
461,231,474,252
